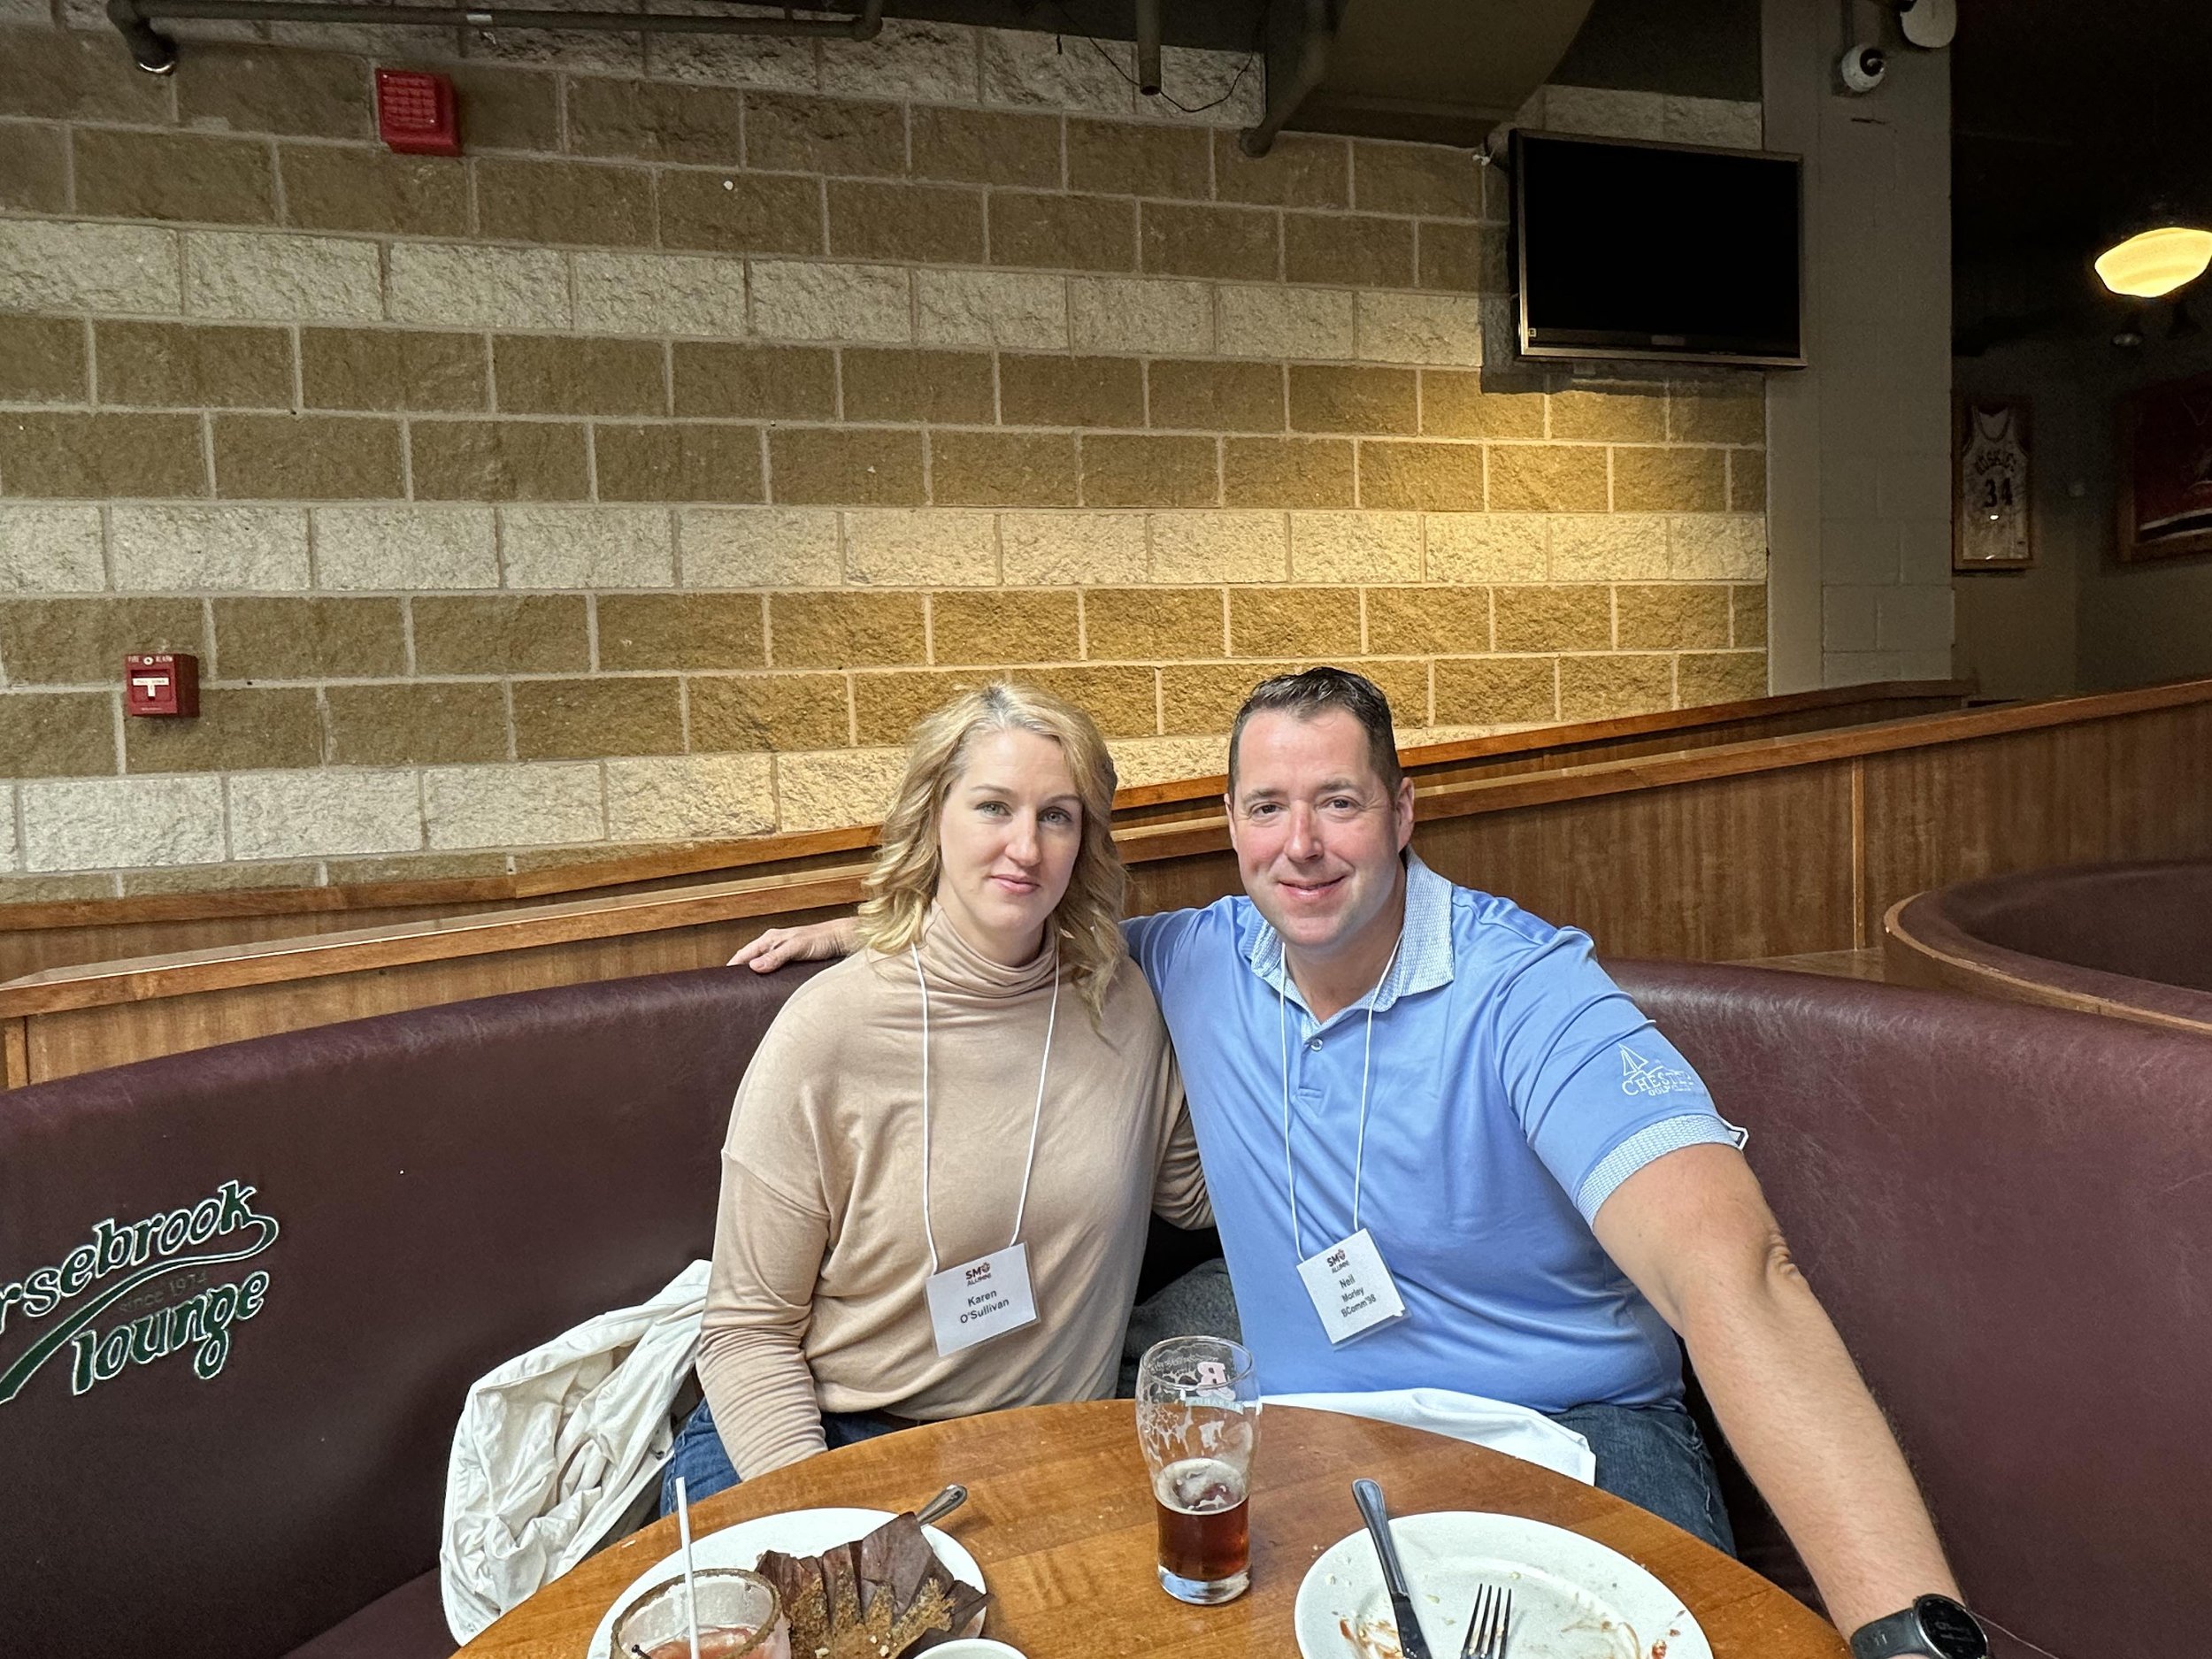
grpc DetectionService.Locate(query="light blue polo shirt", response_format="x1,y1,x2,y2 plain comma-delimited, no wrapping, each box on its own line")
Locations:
1123,855,1744,1413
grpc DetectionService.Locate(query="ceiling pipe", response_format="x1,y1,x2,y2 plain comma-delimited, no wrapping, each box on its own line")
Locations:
109,0,882,73
1238,0,1335,157
1133,0,1162,98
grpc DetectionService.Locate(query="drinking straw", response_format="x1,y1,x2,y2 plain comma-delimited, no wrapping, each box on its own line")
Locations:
674,1474,703,1659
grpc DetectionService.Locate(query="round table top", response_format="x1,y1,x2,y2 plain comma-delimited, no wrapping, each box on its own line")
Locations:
457,1400,1847,1659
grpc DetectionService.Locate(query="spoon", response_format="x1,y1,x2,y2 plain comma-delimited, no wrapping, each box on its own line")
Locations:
914,1484,968,1527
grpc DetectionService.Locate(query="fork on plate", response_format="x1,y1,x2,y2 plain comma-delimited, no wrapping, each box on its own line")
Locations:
1459,1583,1513,1659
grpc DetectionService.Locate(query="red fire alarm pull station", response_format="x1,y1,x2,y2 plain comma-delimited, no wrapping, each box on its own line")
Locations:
376,69,461,157
126,652,199,718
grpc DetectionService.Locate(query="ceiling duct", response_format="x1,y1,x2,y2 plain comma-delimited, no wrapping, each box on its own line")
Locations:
1243,0,1597,155
109,0,884,74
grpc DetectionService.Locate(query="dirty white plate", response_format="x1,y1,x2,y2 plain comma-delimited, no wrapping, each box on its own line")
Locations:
586,1506,985,1659
1294,1510,1709,1659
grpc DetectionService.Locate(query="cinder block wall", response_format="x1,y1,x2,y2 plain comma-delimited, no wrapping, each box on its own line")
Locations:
0,7,1769,899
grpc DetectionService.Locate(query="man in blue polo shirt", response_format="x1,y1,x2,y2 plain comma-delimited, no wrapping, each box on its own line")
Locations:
1122,828,1737,1467
1130,666,1967,1652
737,667,1980,1658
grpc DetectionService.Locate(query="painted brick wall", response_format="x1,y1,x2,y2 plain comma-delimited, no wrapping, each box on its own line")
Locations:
0,5,1769,898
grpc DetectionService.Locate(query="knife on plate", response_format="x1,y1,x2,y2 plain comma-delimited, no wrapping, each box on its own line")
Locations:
1352,1479,1433,1659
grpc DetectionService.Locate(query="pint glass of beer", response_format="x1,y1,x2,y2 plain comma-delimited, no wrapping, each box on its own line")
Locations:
1135,1335,1259,1605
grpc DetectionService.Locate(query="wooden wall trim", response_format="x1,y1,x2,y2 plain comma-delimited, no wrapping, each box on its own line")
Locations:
0,865,872,1018
1849,758,1867,950
2,1019,26,1091
1102,678,1976,810
8,677,2202,1025
1116,673,2210,864
0,680,1974,936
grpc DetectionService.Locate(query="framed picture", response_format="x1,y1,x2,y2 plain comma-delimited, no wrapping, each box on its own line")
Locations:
1954,394,2033,570
2117,370,2212,563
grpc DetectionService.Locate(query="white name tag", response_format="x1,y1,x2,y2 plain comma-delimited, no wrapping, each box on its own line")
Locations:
1295,1227,1407,1346
925,1241,1038,1358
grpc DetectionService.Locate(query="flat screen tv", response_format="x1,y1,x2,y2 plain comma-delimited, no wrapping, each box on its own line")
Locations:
1511,129,1804,368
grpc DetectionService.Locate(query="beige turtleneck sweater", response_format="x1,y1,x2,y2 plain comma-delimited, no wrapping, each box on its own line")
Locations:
698,909,1210,1478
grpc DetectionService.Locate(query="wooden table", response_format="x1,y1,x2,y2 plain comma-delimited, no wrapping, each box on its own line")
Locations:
457,1401,1847,1658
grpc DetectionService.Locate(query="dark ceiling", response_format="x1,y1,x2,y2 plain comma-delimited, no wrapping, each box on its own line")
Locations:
1955,0,2212,343
886,0,2212,348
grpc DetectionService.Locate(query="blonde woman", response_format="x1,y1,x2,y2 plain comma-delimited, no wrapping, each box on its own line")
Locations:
663,683,1210,1506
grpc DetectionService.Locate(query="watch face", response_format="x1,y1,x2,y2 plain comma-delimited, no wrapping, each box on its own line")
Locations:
1916,1596,1988,1658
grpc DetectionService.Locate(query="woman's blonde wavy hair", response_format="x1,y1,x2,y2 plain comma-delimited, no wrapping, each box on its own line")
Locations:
856,682,1126,1013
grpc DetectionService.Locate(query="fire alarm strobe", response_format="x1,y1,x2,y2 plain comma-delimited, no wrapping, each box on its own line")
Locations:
376,68,460,157
126,652,199,718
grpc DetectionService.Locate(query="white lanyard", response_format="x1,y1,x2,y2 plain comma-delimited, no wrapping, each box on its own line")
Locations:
913,942,1059,1278
1277,930,1403,1261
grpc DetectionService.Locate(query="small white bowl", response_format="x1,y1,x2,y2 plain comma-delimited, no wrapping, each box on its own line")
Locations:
925,1642,1027,1659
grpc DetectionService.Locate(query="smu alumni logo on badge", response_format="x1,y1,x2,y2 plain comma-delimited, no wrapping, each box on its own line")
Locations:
0,1179,280,1406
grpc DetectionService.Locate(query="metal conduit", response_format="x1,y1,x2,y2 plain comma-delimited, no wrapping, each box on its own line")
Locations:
1133,0,1161,98
1239,0,1333,157
109,0,883,73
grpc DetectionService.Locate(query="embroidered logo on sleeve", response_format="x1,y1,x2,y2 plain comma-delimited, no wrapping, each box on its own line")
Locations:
1618,1046,1702,1096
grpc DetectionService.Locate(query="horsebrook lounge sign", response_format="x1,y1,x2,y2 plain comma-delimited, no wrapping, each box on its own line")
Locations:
0,1180,280,1404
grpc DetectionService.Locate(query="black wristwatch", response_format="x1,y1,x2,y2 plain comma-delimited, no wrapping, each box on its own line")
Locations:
1848,1595,1988,1659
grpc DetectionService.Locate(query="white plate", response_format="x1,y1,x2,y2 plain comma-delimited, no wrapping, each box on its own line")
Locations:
1294,1511,1709,1659
586,1507,986,1659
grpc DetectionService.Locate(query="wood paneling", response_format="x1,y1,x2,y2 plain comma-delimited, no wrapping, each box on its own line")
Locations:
0,681,1969,985
0,867,872,1016
1858,702,2212,941
19,904,855,1082
1410,764,1856,960
0,902,510,987
5,677,2207,1090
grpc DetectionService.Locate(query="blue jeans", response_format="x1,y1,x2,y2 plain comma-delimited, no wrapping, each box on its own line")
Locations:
1546,1400,1738,1555
659,1397,911,1516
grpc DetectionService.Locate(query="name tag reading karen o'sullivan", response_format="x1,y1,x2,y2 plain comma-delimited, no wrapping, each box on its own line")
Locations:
924,1240,1038,1357
1294,1227,1407,1346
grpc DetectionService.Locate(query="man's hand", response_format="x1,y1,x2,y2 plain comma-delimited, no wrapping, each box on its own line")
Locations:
726,917,861,971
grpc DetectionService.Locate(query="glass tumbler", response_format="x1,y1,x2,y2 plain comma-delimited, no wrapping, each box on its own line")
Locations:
1135,1334,1260,1605
611,1566,791,1659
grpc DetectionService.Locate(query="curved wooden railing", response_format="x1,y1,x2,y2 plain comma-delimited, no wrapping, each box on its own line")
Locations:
1883,863,2212,1036
12,674,2212,1089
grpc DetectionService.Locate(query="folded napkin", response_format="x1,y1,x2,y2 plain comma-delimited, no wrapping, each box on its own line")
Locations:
1260,1387,1596,1483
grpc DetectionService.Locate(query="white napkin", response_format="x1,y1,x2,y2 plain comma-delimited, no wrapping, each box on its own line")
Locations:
1261,1386,1596,1483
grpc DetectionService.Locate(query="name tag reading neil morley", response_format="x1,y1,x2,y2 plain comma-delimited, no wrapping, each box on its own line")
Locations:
925,1241,1038,1357
1295,1227,1407,1345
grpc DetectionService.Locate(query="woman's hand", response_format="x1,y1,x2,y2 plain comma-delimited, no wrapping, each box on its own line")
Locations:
728,918,862,971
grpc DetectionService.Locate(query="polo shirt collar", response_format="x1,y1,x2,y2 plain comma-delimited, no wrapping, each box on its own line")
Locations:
1244,851,1455,1018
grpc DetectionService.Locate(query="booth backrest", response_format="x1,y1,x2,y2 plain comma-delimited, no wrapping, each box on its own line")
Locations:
10,953,2206,1659
0,961,826,1659
1615,960,2212,1659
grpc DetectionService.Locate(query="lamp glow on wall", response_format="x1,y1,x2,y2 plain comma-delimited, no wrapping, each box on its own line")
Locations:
2094,222,2212,298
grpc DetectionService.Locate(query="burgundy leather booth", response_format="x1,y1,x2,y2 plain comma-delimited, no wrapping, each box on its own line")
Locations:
5,956,2206,1659
1614,961,2212,1659
0,961,826,1659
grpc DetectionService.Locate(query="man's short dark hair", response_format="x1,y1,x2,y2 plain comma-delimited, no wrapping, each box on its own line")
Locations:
1226,666,1405,798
